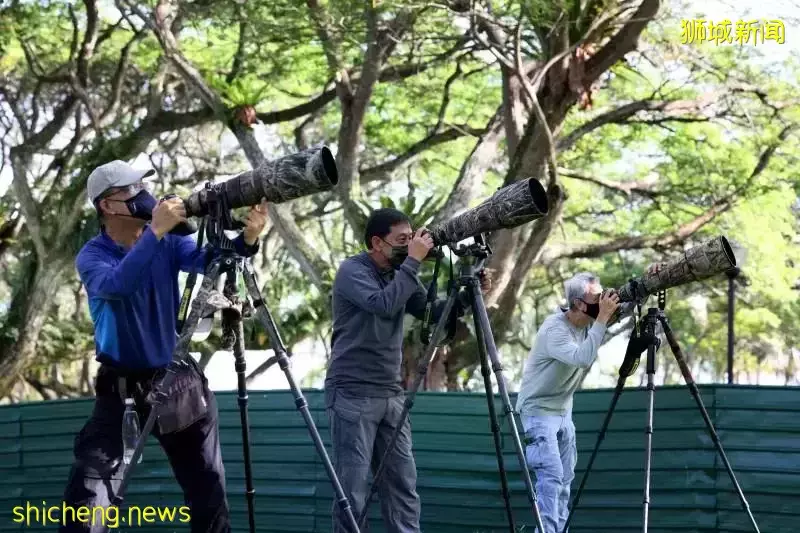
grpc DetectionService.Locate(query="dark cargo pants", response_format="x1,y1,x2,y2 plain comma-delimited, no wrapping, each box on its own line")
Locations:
327,388,421,533
59,360,230,533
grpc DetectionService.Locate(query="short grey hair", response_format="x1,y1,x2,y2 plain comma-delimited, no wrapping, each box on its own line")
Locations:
563,272,602,309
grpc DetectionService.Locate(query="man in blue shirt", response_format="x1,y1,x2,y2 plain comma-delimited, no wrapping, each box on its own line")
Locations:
59,160,267,533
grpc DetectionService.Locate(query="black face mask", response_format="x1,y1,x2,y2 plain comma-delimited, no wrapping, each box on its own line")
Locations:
386,244,408,269
582,302,599,318
118,190,157,220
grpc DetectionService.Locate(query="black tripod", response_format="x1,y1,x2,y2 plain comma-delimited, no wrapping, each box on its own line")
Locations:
357,236,546,533
562,289,760,533
101,186,361,533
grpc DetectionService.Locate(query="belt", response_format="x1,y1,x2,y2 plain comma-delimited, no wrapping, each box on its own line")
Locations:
102,360,199,400
98,365,154,404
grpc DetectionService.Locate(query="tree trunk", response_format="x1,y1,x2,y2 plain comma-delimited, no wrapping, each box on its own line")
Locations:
0,257,70,393
425,346,452,392
434,0,664,389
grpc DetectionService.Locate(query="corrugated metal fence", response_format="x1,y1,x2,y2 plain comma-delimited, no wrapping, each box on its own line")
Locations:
1,384,798,532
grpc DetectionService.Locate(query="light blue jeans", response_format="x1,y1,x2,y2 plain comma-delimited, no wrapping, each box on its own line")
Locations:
522,413,577,533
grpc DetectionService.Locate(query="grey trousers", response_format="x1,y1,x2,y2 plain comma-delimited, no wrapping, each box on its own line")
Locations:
326,388,421,533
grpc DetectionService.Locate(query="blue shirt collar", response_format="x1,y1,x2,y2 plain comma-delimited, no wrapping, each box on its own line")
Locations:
98,225,147,254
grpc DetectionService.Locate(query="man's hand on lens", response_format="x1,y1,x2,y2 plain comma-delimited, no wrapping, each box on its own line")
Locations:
243,198,269,245
596,289,620,325
408,228,434,262
151,197,187,239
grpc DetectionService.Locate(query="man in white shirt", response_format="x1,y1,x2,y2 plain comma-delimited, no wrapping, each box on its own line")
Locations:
515,272,619,533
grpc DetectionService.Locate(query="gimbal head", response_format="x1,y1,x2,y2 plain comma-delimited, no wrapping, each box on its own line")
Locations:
449,232,493,263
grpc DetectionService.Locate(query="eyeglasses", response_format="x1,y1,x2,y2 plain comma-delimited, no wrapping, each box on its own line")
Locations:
382,235,411,246
98,181,153,200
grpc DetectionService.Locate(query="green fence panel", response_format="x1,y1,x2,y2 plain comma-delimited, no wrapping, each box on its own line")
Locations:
1,384,798,533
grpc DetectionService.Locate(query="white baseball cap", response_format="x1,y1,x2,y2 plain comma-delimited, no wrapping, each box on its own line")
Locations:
87,160,155,204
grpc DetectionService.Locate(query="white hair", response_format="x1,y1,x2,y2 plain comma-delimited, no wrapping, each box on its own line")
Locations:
563,272,602,310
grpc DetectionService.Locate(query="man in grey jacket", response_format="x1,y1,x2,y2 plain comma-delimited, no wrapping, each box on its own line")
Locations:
325,207,490,533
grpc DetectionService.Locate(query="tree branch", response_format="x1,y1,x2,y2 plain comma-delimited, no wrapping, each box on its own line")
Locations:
25,374,80,399
8,93,81,259
77,0,100,85
358,125,486,184
433,109,505,224
585,0,662,81
333,5,418,231
305,0,347,92
99,31,145,125
124,0,329,289
253,40,467,127
434,60,463,132
19,95,80,152
558,167,659,197
226,17,247,84
25,377,53,401
513,16,559,188
545,125,795,261
556,91,725,152
255,88,338,124
245,350,295,385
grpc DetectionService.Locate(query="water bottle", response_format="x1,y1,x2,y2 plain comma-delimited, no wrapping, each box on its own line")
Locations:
122,398,142,464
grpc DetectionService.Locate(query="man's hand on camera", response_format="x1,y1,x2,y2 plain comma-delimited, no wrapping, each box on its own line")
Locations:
408,228,434,262
243,198,269,245
596,289,620,325
151,197,187,240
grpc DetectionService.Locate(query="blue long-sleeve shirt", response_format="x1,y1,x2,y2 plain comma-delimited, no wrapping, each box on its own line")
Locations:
76,225,258,369
324,251,467,398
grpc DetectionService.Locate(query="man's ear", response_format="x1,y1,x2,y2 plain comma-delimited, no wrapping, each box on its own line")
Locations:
368,235,381,251
99,199,114,216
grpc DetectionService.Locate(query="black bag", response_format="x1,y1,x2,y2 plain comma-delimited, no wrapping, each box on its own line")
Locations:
147,358,217,435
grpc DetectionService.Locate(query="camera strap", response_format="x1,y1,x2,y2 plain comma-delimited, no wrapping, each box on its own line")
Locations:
420,249,443,344
629,279,643,336
176,217,207,334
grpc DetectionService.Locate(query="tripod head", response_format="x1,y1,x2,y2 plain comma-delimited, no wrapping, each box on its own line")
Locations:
451,232,492,262
198,181,248,254
176,181,256,339
418,233,492,347
618,291,666,378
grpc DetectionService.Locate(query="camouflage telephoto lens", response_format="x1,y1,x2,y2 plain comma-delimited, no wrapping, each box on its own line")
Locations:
616,236,737,303
184,145,338,217
427,178,549,246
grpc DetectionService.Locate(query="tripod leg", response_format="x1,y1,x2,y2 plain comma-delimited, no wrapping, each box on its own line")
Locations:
560,374,627,533
356,287,461,528
467,282,546,533
658,315,760,533
98,261,223,533
642,339,657,533
229,313,257,533
241,264,361,533
471,300,516,533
